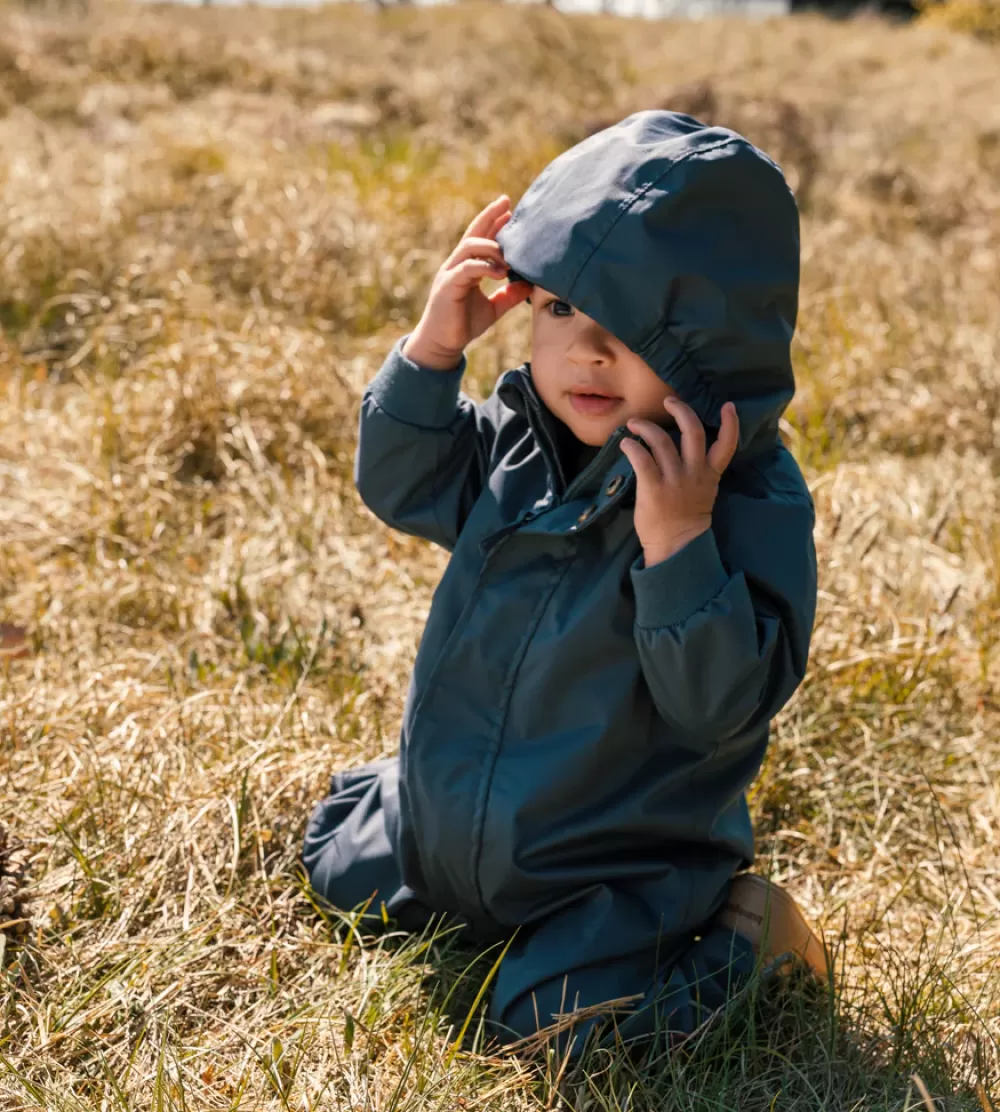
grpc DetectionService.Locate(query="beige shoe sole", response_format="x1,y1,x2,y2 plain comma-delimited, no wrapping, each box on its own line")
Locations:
716,873,830,983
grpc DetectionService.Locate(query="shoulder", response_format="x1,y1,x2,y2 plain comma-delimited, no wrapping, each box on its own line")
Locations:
713,442,816,584
720,441,814,512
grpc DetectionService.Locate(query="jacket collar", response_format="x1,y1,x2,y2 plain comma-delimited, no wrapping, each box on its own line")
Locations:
496,365,633,499
496,365,568,492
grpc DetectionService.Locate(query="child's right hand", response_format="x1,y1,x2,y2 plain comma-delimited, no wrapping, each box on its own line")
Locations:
402,195,532,371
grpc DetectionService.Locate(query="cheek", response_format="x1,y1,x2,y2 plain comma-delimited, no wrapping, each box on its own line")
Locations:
529,352,561,410
617,352,668,405
530,328,565,404
629,374,671,416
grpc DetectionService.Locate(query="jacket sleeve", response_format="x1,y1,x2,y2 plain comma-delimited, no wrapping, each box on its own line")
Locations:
354,334,512,551
630,472,816,744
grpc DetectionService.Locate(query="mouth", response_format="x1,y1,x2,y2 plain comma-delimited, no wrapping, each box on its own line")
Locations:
568,390,623,417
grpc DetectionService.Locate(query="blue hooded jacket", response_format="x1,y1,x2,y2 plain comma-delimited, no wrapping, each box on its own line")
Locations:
304,110,817,1043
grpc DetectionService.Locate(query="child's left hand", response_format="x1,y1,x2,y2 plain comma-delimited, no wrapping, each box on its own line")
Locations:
619,397,740,567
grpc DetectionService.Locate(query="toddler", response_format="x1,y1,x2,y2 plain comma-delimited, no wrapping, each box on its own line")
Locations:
303,110,824,1055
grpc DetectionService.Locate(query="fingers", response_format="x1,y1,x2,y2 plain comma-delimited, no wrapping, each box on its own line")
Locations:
449,257,506,290
619,436,662,490
649,396,739,476
447,236,508,272
625,418,680,479
707,402,740,475
462,194,510,242
662,395,706,470
491,209,513,238
487,279,532,319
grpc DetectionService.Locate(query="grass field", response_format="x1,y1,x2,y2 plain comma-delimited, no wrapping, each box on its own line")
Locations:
2,1,1000,1107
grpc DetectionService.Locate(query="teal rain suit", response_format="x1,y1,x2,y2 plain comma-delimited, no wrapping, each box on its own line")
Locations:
302,110,817,1052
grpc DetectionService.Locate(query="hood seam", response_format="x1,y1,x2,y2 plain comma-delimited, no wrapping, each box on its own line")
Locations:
561,133,747,421
633,314,722,422
565,133,743,322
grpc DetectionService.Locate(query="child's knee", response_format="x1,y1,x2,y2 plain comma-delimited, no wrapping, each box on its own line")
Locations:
300,762,402,913
485,924,757,1056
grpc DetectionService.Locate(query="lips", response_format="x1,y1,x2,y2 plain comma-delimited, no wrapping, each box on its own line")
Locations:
568,390,622,417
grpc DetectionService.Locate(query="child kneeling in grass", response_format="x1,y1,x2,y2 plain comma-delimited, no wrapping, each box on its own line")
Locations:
303,109,827,1056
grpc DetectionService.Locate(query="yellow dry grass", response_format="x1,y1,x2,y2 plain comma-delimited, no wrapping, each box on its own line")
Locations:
1,1,999,1108
925,0,1000,43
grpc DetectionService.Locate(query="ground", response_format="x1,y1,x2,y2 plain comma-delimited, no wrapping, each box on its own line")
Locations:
1,1,999,1108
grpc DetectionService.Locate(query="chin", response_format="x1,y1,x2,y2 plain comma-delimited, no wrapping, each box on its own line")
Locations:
566,420,615,447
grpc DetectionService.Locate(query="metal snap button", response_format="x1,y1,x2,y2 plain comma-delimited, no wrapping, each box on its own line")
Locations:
605,475,624,497
577,504,597,524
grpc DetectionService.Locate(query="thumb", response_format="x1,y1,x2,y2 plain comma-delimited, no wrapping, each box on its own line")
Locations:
487,279,532,320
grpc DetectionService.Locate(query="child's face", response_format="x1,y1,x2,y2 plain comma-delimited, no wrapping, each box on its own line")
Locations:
529,287,676,447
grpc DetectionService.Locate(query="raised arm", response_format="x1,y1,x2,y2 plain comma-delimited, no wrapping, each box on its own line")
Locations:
630,480,816,740
620,398,816,742
355,338,511,550
354,194,531,551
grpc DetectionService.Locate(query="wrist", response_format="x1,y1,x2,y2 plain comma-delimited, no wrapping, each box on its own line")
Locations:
631,529,728,629
402,328,465,372
642,522,710,567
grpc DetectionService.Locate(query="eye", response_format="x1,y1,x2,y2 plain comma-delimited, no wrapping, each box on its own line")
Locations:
545,298,574,318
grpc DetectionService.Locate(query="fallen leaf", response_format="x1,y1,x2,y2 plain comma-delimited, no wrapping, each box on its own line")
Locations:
0,625,29,660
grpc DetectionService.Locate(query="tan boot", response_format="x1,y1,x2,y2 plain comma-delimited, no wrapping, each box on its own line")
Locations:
715,873,830,983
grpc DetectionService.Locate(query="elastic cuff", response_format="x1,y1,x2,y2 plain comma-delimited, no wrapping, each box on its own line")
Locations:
631,529,729,629
365,334,468,430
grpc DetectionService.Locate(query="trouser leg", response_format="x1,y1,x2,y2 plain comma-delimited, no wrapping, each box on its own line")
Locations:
487,877,754,1057
301,756,433,931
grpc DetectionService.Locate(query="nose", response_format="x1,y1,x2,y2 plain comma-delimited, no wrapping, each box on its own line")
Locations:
566,318,614,367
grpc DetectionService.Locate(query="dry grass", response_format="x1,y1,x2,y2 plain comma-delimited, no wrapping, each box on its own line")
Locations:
925,0,1000,43
1,1,1000,1107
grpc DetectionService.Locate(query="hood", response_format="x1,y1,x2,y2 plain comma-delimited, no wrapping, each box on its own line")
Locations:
496,110,800,460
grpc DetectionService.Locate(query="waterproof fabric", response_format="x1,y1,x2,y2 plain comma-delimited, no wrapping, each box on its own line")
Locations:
302,110,817,1053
